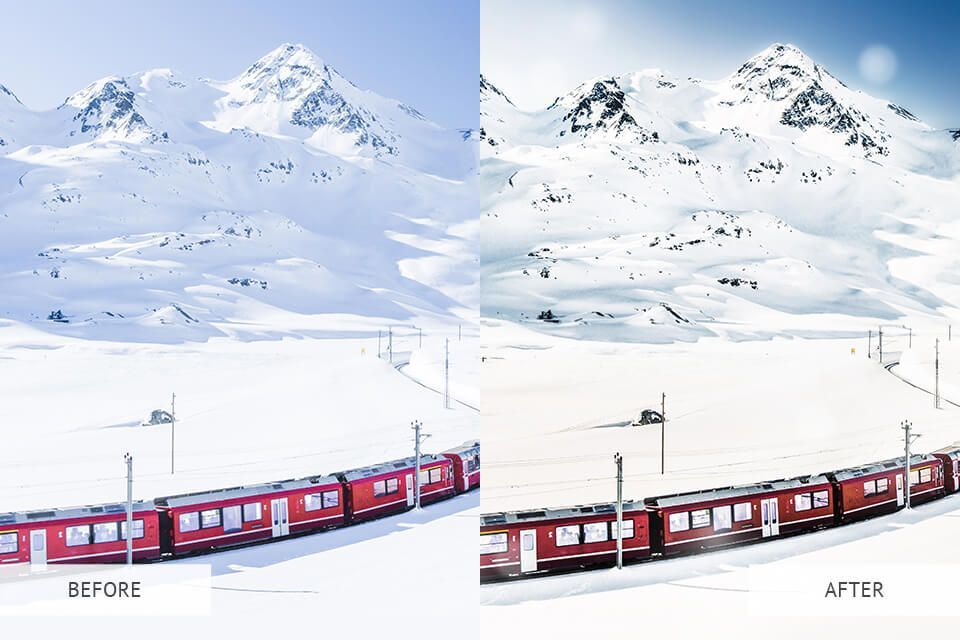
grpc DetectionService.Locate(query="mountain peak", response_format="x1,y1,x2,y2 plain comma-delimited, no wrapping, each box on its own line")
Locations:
481,74,515,107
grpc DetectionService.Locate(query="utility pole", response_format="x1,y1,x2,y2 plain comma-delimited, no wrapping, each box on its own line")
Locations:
614,452,623,570
124,453,133,565
459,324,462,342
908,327,912,349
378,330,382,359
935,339,941,409
170,393,176,475
661,393,666,475
444,338,450,409
411,420,429,510
879,327,883,363
902,420,920,509
388,327,393,364
418,326,422,349
868,329,872,359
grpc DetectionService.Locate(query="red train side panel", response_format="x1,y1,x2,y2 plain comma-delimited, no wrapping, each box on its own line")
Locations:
932,447,960,494
480,501,650,580
645,475,835,557
443,441,480,493
832,454,944,522
0,502,160,565
339,455,455,523
160,476,345,556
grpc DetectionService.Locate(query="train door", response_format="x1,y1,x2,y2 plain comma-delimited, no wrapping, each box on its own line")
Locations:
519,529,537,573
270,498,289,537
29,530,47,566
405,474,414,507
760,498,779,537
952,461,959,493
896,474,904,507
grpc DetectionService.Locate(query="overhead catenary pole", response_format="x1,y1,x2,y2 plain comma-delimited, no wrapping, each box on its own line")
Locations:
868,329,872,359
170,393,176,475
419,326,422,349
935,339,941,409
412,420,428,510
879,327,883,363
614,452,623,570
378,330,382,359
909,327,912,349
902,420,919,510
388,327,393,364
125,453,133,565
661,392,666,475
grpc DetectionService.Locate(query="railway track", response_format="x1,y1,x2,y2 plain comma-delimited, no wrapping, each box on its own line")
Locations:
883,359,960,409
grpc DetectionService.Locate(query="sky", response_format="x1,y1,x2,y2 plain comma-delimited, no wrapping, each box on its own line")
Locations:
0,0,478,128
482,0,959,129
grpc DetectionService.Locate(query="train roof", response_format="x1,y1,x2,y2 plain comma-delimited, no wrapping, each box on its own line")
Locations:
0,501,155,526
480,500,646,527
337,454,447,482
646,474,831,509
443,441,480,458
158,474,340,508
932,445,960,460
830,454,938,481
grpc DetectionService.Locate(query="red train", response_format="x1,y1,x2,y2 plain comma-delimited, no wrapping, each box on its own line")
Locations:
0,441,479,566
481,450,958,581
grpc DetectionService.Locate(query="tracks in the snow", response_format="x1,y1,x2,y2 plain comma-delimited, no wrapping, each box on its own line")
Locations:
883,360,960,409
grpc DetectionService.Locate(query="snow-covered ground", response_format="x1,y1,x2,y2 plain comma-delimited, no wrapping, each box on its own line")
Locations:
481,319,960,632
0,320,477,511
481,320,957,514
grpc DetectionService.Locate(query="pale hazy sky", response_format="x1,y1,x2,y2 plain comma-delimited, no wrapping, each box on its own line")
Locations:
482,0,958,129
0,0,478,129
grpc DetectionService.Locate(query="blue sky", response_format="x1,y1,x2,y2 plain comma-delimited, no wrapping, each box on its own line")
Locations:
482,0,959,128
0,0,478,128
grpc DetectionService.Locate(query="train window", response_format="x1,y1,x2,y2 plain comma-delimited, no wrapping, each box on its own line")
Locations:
222,506,242,533
179,512,199,533
794,493,812,512
863,480,877,497
583,522,608,543
0,532,16,554
305,493,324,511
93,522,119,543
480,532,508,555
120,520,145,540
909,470,920,486
200,509,221,529
876,478,889,493
419,470,429,486
373,481,386,497
386,478,399,494
690,509,711,529
322,491,339,509
712,505,732,532
733,502,752,522
813,491,830,508
65,525,91,547
669,512,690,532
243,503,262,523
610,519,635,540
555,525,581,546
919,467,932,484
429,468,442,484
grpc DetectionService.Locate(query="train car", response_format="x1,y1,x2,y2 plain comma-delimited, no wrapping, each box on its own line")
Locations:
480,501,650,580
932,446,960,494
831,454,944,523
0,502,160,565
339,454,455,523
645,475,834,557
158,475,344,556
442,441,480,493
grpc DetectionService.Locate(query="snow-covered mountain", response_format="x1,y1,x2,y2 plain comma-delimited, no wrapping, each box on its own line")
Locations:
0,44,477,342
481,43,960,342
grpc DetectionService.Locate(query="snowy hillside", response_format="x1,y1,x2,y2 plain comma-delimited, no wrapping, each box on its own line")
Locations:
481,43,960,342
0,43,477,342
